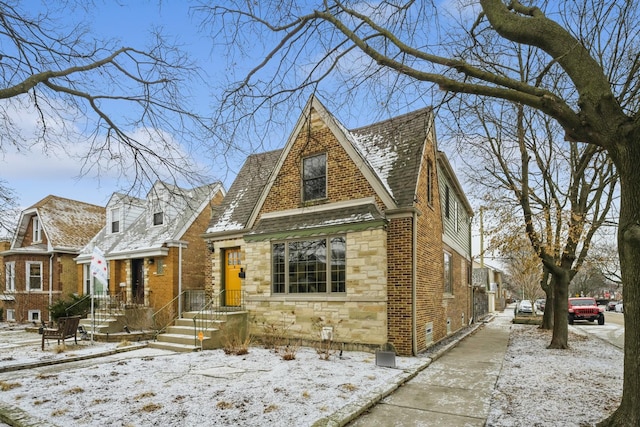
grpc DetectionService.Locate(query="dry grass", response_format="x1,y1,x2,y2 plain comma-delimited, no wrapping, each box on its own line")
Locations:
0,380,21,391
134,391,156,401
140,403,162,412
64,387,84,395
216,401,234,410
117,340,132,348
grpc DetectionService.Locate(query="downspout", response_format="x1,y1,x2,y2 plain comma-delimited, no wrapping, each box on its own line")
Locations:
49,252,54,322
412,211,418,356
178,243,183,318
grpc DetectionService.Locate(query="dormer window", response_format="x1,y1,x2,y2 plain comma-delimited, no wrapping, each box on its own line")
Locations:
110,207,121,233
153,211,164,226
32,217,42,242
303,153,327,201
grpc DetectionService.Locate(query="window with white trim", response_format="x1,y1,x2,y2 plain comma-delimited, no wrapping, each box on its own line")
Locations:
444,251,453,294
6,309,15,321
272,236,345,294
33,217,42,242
302,153,327,201
5,261,15,291
110,207,121,233
153,211,164,226
28,310,40,322
26,261,43,291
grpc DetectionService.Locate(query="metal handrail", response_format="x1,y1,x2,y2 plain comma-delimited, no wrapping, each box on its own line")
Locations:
151,291,187,340
65,294,91,317
192,290,245,347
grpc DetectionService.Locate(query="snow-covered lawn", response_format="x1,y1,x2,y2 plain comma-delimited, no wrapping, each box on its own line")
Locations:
0,316,625,426
487,321,623,426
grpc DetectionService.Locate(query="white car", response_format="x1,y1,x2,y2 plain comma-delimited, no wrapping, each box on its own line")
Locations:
516,300,533,314
615,302,624,313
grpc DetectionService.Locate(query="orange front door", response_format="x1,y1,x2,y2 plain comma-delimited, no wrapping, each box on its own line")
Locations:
224,249,242,306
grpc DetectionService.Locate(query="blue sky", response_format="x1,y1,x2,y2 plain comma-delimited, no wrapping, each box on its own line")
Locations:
3,2,222,209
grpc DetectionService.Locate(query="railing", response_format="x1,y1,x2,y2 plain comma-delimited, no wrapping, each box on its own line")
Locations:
151,291,187,340
192,290,245,347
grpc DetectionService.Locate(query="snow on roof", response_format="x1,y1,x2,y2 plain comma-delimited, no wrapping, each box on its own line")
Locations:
17,195,105,251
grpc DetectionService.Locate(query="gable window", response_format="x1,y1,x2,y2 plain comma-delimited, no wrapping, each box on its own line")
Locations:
32,217,42,242
153,211,164,226
444,251,453,294
111,207,121,233
5,262,15,291
272,236,345,294
426,160,434,206
302,153,327,201
26,262,43,291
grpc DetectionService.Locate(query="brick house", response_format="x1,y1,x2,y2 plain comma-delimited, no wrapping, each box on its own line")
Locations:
202,96,473,356
75,181,225,312
0,196,105,323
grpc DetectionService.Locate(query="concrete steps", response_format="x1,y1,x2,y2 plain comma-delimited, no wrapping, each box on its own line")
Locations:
148,311,248,352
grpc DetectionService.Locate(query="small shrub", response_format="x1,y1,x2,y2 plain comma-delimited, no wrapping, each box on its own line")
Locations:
281,343,300,361
254,311,295,351
222,328,251,355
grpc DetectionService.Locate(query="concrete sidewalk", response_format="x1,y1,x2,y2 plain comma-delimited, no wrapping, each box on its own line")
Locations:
347,311,512,426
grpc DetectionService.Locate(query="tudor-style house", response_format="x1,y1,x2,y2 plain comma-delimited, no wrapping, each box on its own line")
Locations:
202,96,473,356
0,196,105,323
75,181,225,314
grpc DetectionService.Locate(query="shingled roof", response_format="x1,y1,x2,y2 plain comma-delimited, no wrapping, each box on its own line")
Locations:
205,97,433,237
205,150,282,235
82,181,223,258
12,195,105,252
350,107,432,207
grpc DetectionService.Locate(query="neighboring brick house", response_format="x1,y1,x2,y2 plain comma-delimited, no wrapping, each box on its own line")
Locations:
202,96,473,356
75,181,224,312
0,196,105,323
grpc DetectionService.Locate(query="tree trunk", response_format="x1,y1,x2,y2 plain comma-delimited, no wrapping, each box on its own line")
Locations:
598,141,640,426
540,270,553,330
541,290,554,330
548,273,569,349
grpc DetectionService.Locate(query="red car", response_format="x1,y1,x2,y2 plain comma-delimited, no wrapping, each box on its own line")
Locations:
568,297,605,325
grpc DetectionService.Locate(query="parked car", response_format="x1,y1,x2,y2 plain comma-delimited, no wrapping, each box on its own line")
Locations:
607,301,618,311
535,298,546,312
515,300,533,315
615,301,624,313
568,297,605,325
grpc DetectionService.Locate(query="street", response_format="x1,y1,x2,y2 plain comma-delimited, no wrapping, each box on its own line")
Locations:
571,310,624,349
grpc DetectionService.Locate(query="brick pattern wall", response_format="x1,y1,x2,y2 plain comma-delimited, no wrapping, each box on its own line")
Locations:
414,134,448,351
260,110,385,215
387,217,415,355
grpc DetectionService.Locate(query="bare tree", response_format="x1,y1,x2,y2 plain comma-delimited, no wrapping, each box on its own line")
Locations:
451,96,616,340
0,2,216,204
199,1,640,423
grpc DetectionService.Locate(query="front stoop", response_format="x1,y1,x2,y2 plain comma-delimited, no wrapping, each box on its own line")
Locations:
148,311,248,353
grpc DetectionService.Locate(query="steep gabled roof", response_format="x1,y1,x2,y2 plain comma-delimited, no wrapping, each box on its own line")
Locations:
205,150,282,235
12,195,105,252
80,181,223,259
351,107,433,207
206,96,435,237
